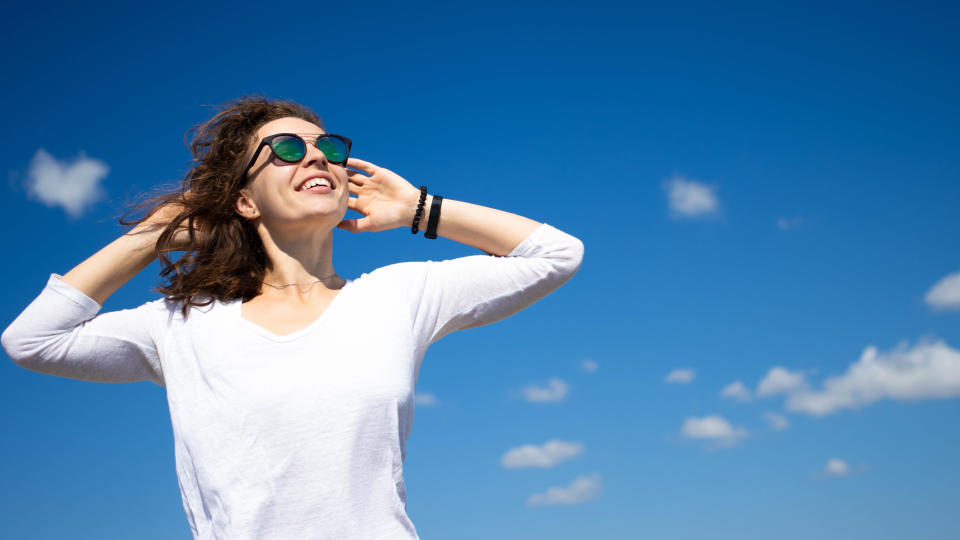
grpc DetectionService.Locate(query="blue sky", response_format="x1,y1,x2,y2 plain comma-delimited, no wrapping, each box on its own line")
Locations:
2,1,959,538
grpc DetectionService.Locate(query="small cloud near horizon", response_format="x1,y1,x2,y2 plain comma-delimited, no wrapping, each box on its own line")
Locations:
414,392,438,406
681,415,749,450
812,458,868,479
924,271,960,311
721,380,753,402
525,473,603,506
501,439,584,469
665,368,695,384
756,367,810,397
518,378,569,403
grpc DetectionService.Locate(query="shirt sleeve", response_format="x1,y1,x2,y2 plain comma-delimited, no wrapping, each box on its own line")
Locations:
391,222,584,346
0,273,166,387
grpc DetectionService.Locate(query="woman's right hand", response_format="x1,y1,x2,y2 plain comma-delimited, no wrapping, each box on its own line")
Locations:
133,191,204,252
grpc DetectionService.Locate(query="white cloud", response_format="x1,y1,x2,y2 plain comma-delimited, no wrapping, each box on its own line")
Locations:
681,415,749,449
581,359,598,372
665,368,695,384
662,174,719,219
786,338,960,416
812,458,868,479
721,380,753,402
924,271,960,310
757,367,809,397
25,149,109,218
777,216,804,230
414,392,437,406
501,439,584,469
825,458,849,476
526,473,603,506
763,412,789,430
521,378,569,403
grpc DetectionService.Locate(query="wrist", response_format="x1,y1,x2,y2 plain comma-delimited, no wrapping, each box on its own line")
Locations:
408,188,432,232
127,223,163,247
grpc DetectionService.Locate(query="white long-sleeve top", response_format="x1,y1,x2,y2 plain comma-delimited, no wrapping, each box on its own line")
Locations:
1,222,583,539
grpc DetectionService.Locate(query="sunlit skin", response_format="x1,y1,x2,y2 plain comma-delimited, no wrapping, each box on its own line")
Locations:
236,116,425,306
236,117,351,300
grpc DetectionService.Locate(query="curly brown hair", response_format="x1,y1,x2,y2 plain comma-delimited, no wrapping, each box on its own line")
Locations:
118,94,327,318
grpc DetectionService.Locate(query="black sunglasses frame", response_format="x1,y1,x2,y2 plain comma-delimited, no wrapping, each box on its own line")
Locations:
243,133,353,180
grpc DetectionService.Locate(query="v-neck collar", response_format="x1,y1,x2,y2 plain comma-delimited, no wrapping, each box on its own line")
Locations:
230,278,354,342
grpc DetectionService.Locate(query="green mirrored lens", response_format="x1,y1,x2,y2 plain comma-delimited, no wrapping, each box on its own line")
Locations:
272,136,306,161
316,137,348,163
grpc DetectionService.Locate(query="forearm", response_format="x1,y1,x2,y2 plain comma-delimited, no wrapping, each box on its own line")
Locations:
414,195,542,257
59,225,161,306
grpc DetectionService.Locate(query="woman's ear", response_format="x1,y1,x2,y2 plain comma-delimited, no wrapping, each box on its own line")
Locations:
236,188,259,219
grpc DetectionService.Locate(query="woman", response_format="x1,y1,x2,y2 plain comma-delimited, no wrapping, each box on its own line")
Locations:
1,95,584,539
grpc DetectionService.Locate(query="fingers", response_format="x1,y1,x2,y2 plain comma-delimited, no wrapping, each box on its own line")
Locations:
346,169,367,185
346,157,376,174
344,195,363,214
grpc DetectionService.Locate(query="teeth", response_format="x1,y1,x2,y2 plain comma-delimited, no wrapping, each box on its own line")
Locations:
301,177,332,190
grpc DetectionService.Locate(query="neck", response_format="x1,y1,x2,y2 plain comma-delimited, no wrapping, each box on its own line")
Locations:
256,221,342,298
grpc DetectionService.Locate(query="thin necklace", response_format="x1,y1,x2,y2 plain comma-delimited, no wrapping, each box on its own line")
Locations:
261,272,341,294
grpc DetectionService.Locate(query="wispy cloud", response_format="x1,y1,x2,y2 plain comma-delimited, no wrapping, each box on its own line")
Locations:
662,174,719,219
525,473,603,506
776,216,804,230
581,359,599,373
786,338,960,416
812,458,868,479
414,392,438,406
501,439,584,469
681,415,749,449
763,412,790,430
757,367,810,397
520,378,569,403
721,380,753,402
665,368,695,384
25,149,109,218
924,271,960,310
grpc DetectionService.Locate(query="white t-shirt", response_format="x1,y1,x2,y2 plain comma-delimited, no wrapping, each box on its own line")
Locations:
1,222,584,539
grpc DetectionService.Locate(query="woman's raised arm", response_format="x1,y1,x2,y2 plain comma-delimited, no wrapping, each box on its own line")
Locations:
338,158,543,256
407,195,543,257
59,197,193,306
0,201,190,386
58,225,160,306
337,158,584,347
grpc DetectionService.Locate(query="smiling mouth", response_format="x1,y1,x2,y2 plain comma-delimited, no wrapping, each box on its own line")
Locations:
296,174,336,192
301,184,333,194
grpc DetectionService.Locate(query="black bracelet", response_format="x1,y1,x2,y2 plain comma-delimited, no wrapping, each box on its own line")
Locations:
424,194,442,239
411,186,428,234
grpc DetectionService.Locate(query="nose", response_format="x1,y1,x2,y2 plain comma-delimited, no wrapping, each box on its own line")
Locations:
302,140,330,168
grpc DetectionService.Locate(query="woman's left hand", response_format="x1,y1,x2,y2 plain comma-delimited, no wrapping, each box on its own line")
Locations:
337,157,421,233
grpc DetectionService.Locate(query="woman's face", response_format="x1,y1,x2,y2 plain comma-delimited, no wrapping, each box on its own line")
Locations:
236,116,350,230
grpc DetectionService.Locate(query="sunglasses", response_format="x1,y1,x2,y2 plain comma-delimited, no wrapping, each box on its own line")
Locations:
243,133,352,179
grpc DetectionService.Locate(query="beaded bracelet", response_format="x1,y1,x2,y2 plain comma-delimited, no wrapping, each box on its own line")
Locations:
411,185,442,239
411,186,428,234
